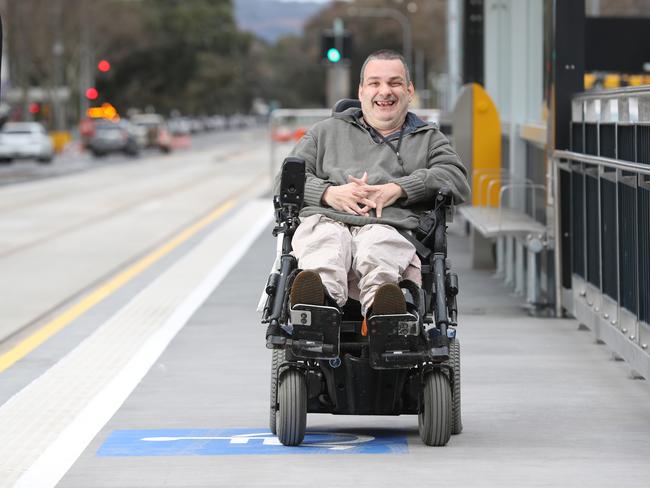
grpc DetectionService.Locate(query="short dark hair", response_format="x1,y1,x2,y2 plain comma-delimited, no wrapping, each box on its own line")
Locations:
360,50,411,86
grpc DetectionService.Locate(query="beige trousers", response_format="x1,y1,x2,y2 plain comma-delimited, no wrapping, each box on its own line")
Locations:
292,214,421,315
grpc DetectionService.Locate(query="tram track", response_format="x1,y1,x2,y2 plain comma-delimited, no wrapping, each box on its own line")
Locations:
0,133,271,347
0,131,264,214
0,148,252,260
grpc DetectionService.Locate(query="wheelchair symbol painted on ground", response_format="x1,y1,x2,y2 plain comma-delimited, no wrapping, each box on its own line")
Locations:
98,428,409,456
142,432,374,450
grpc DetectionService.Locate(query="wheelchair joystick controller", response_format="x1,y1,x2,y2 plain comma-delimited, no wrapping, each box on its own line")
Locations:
272,157,305,237
265,158,306,348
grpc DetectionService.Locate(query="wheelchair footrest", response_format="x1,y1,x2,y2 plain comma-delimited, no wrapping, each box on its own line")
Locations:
367,313,423,369
289,304,341,359
380,350,429,366
429,346,449,362
367,313,419,337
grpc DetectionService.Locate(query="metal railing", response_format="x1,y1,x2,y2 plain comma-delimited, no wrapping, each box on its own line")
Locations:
553,85,650,378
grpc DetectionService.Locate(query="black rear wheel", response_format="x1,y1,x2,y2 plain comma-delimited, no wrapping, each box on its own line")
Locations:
418,370,452,446
276,368,307,446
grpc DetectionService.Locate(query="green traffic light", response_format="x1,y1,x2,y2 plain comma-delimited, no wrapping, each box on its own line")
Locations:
327,48,342,63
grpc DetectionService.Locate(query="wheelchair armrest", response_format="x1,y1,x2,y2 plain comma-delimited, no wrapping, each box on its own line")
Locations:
435,187,455,211
415,188,454,236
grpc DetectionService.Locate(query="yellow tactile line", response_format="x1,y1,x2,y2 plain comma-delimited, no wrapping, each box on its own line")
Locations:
0,199,236,373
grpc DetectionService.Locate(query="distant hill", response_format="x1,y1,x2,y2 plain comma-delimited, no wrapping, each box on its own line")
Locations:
234,0,325,43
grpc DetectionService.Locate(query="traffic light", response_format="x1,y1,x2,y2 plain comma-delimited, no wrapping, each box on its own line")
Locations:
85,87,99,100
320,30,352,63
327,48,342,63
97,59,111,73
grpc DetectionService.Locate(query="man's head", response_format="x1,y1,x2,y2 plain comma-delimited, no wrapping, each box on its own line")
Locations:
358,50,414,135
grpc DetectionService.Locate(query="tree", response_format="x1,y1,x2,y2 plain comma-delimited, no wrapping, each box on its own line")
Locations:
102,0,254,115
1,0,148,126
253,35,327,108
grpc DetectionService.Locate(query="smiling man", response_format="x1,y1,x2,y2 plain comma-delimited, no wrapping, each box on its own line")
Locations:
270,50,470,340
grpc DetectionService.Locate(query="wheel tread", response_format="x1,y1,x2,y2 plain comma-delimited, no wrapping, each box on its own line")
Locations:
277,368,307,446
269,349,284,435
418,370,452,446
449,339,463,435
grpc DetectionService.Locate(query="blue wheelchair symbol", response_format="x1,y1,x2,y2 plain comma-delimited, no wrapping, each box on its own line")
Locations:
98,429,409,456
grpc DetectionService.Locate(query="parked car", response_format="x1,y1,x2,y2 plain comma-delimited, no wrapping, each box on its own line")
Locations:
167,117,192,136
130,114,172,153
86,120,140,157
0,122,54,163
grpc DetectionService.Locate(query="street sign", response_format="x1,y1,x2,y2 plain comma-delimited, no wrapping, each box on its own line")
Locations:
98,429,409,456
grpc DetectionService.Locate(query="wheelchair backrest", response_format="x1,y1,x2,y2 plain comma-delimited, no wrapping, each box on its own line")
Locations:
332,99,361,115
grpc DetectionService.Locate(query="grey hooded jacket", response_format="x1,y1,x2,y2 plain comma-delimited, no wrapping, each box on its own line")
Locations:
279,107,471,231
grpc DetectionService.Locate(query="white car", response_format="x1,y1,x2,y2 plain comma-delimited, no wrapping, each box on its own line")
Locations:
0,122,54,163
130,114,172,152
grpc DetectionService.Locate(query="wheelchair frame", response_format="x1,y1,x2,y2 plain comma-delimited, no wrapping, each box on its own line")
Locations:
261,157,462,447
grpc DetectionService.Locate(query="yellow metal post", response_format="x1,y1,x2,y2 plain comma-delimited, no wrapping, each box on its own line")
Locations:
471,83,501,207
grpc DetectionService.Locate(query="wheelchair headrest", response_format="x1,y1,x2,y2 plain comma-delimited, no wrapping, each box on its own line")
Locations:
332,98,361,116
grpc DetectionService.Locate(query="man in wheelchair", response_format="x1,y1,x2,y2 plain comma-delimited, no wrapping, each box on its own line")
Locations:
262,50,470,447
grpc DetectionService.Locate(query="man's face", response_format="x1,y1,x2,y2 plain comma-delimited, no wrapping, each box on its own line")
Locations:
358,58,414,134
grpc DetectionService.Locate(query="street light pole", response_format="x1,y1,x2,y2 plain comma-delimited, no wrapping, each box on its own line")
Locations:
79,0,94,120
346,6,413,73
50,0,66,130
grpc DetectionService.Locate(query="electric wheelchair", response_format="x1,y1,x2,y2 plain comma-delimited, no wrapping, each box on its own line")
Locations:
261,111,462,448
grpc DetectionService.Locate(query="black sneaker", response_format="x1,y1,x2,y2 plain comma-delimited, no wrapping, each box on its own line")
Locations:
372,283,407,315
290,270,324,306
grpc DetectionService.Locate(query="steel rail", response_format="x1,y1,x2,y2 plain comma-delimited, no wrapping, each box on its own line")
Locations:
553,150,650,175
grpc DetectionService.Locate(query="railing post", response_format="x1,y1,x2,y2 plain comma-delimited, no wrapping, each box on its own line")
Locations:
552,156,563,317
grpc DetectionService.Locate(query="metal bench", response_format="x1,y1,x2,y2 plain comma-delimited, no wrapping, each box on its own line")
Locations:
459,205,545,239
459,181,549,305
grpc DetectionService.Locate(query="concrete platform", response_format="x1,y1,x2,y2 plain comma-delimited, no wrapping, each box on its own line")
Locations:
55,223,650,487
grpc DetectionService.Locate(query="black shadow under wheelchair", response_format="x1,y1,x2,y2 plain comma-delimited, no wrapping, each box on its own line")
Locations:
261,157,462,447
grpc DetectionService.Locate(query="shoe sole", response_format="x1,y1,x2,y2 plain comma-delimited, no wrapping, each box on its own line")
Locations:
290,270,324,306
373,283,407,315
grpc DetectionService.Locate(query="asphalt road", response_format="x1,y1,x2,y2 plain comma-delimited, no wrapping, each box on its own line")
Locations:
0,126,270,345
0,128,257,187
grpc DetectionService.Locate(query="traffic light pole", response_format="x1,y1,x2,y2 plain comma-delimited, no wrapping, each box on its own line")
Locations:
79,0,94,120
325,19,351,108
326,64,350,108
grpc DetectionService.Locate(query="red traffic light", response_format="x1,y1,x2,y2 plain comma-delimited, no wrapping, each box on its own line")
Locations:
98,60,111,73
86,87,99,100
29,102,41,114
